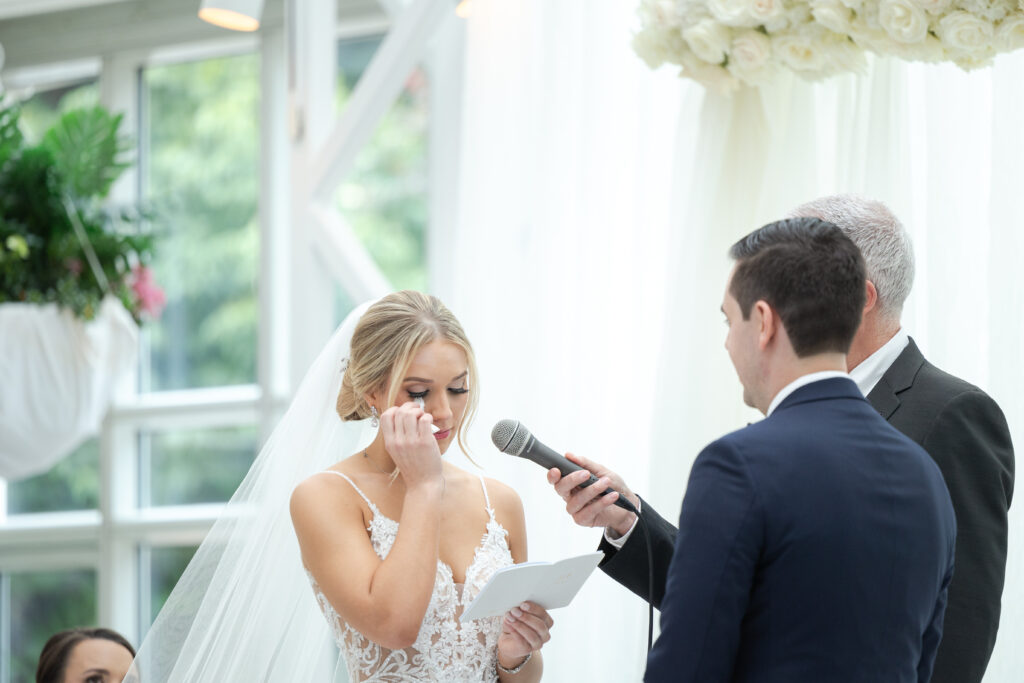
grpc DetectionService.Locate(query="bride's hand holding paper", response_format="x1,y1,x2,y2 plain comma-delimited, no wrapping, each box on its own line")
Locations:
497,601,553,674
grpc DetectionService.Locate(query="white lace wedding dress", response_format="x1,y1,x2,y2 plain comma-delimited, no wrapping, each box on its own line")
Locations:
307,472,514,682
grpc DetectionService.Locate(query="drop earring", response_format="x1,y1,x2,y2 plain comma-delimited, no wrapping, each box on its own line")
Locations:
370,406,380,428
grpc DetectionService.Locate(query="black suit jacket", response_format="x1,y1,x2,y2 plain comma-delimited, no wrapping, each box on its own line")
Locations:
601,340,1014,683
866,338,1014,683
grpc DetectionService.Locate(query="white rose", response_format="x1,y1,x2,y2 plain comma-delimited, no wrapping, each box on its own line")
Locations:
630,25,688,68
820,37,867,74
633,26,687,69
906,34,949,61
812,0,854,33
749,0,787,25
848,12,893,49
773,30,827,73
650,0,684,28
767,4,810,32
959,0,1010,24
683,19,732,64
727,30,776,84
995,16,1024,51
680,51,741,95
938,11,995,51
907,0,954,14
730,29,773,69
952,52,996,70
707,0,760,27
878,0,929,43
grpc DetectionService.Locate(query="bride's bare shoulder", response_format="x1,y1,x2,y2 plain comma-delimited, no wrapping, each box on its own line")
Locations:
449,469,524,527
290,456,367,522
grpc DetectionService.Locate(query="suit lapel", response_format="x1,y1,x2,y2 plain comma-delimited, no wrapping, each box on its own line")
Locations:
866,337,926,419
867,377,901,419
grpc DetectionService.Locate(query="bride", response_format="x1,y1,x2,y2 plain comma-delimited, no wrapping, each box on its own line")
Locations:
126,291,551,682
291,291,552,680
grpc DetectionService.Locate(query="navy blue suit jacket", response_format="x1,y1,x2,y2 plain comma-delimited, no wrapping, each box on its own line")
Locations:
644,378,956,683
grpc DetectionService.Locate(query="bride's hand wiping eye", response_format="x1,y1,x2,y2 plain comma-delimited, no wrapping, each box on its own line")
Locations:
380,402,443,489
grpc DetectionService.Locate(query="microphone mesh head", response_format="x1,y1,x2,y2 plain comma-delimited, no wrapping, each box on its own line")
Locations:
491,419,529,456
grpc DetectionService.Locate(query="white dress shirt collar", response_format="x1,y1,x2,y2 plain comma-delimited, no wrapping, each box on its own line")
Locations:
766,370,851,417
848,328,910,397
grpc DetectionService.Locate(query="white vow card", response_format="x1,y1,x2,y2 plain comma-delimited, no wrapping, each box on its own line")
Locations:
459,551,604,622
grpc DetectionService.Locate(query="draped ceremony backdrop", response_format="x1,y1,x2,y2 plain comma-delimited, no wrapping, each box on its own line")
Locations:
433,1,1024,680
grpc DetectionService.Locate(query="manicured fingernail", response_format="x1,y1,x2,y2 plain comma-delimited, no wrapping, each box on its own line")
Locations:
506,614,516,622
519,602,530,611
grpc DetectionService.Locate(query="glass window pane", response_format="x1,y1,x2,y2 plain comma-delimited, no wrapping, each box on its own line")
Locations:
3,568,97,683
141,53,260,391
145,545,197,628
5,439,99,515
140,425,258,507
336,37,429,292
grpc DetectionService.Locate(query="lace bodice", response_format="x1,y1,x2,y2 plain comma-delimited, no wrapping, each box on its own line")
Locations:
306,472,514,682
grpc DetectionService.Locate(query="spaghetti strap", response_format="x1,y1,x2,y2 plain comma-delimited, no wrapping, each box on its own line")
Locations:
477,475,496,520
318,470,379,514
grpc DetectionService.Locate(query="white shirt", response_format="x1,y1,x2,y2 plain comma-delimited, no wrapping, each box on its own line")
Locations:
765,370,851,416
848,328,909,397
607,370,854,548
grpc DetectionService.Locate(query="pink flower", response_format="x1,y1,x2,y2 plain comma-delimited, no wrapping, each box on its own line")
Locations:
130,265,166,319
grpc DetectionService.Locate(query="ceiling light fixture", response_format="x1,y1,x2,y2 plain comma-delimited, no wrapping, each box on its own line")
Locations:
198,0,264,32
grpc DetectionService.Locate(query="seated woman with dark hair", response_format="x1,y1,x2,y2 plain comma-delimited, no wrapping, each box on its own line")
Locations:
36,627,135,683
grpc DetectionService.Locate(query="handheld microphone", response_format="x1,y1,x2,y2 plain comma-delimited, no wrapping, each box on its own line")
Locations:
490,419,637,514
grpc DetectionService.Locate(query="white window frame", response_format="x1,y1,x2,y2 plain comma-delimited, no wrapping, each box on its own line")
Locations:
0,1,464,672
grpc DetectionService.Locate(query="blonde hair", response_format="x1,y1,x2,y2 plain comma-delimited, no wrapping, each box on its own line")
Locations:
337,291,480,457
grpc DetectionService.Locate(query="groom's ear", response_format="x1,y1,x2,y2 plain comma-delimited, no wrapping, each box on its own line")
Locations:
753,300,777,350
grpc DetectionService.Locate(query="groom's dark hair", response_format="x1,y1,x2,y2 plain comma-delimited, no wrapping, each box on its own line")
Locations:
729,217,866,357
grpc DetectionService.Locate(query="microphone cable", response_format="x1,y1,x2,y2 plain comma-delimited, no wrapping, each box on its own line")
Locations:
635,501,654,653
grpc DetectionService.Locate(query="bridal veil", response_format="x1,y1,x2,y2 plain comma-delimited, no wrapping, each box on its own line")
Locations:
127,301,377,682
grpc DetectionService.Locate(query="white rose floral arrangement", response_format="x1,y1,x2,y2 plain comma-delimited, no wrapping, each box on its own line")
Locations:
634,0,1024,92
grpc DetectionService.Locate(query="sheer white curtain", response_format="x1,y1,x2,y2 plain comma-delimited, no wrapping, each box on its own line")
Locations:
435,0,687,679
442,0,1023,678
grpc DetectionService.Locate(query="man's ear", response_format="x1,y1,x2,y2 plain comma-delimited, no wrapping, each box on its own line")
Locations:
754,300,776,350
863,280,878,315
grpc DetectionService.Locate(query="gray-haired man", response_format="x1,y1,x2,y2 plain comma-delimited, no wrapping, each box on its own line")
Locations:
790,195,1014,683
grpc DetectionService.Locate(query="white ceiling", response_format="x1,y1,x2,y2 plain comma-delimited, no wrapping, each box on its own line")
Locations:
0,0,386,72
0,0,128,22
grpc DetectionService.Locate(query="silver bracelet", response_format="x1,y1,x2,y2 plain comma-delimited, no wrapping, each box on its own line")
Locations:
497,651,532,675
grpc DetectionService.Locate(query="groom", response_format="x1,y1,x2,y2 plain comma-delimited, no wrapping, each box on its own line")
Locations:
563,218,957,682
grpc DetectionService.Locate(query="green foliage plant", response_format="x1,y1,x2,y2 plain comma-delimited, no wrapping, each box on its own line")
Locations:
0,101,156,322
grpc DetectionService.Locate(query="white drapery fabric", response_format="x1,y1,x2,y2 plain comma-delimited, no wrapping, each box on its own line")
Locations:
0,298,137,480
445,1,1023,680
437,1,686,679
